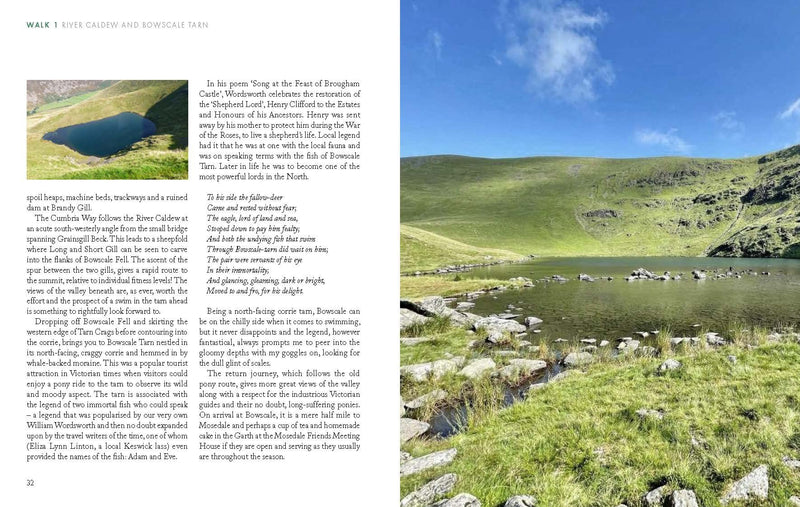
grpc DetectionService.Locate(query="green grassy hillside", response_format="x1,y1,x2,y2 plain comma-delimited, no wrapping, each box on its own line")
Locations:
401,146,800,269
27,80,188,179
401,224,525,273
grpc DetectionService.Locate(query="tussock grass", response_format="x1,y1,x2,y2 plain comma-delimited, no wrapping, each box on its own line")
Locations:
400,315,800,506
401,341,800,506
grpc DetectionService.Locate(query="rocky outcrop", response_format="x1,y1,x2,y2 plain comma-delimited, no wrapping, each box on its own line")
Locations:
400,337,433,346
400,308,429,330
495,359,547,381
658,359,681,372
504,495,537,506
400,473,458,507
784,456,800,470
563,352,592,367
432,493,481,507
459,358,496,379
399,448,457,477
720,464,769,504
671,489,699,507
400,297,478,329
401,357,465,381
474,317,526,335
405,389,448,410
636,408,664,421
643,485,669,505
400,418,429,443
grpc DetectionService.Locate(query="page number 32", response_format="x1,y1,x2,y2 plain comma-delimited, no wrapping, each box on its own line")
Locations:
26,479,35,487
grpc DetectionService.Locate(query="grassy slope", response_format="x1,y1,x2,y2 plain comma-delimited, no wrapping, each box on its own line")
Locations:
27,80,188,179
401,147,800,269
401,224,524,273
401,341,800,506
33,90,99,114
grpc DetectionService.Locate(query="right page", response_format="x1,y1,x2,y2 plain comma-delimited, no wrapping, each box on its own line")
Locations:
399,2,800,506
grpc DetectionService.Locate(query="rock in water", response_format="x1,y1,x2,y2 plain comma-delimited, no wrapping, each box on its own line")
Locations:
720,464,769,504
524,316,543,327
400,473,458,507
504,495,537,506
671,489,699,507
399,448,457,477
474,316,526,334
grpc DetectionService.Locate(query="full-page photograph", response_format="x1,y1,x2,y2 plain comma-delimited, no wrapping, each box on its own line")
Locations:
399,1,800,506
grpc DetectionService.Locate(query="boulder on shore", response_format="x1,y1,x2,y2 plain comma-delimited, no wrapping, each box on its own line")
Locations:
459,358,496,379
474,316,526,335
400,308,429,330
401,357,465,382
563,352,592,367
495,359,547,381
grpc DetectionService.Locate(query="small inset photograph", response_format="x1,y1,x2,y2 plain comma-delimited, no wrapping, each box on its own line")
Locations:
27,80,188,179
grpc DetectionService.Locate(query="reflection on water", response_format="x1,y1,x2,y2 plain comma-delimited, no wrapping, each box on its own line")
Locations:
459,257,800,341
43,112,157,157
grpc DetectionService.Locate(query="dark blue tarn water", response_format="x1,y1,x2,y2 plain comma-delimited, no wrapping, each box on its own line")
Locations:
42,112,157,157
457,257,800,341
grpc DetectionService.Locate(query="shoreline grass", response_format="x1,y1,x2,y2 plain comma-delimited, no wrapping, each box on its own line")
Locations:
401,336,800,506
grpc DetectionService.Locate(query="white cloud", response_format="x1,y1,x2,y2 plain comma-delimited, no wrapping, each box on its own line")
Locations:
635,128,691,154
490,53,503,66
428,30,443,60
779,97,800,119
712,110,744,139
499,0,614,103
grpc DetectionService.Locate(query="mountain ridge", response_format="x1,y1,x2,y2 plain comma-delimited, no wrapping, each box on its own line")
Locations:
400,144,800,269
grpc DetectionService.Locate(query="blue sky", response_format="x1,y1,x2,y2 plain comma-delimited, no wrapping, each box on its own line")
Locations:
401,0,800,159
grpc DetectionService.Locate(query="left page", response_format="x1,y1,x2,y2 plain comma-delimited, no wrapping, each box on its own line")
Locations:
1,1,399,505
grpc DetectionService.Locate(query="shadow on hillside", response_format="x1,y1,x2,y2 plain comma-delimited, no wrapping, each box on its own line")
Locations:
145,82,188,150
783,242,800,258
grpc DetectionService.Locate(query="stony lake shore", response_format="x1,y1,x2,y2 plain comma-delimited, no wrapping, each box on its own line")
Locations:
398,268,800,507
